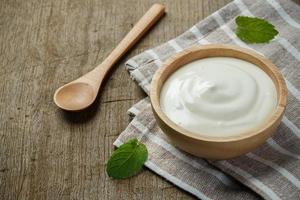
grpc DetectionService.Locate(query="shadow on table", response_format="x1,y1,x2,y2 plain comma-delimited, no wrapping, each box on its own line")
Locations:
56,64,115,124
291,0,300,5
57,89,103,124
54,14,164,124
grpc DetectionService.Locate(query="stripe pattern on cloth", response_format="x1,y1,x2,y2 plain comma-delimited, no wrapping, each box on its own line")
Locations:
115,0,300,199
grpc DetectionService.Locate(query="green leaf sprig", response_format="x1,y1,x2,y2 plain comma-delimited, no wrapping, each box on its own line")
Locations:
106,138,148,179
235,16,279,44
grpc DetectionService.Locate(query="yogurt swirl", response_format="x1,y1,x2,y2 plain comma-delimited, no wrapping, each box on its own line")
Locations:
160,57,277,137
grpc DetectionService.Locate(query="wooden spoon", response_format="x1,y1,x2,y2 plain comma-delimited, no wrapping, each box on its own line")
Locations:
54,4,165,111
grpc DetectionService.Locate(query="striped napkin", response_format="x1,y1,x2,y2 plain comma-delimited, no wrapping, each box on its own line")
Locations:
114,0,300,199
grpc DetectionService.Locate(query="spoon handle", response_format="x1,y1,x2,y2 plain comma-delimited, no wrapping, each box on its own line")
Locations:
93,3,165,76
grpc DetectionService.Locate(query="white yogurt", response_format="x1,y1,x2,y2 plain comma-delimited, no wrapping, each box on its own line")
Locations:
160,57,277,137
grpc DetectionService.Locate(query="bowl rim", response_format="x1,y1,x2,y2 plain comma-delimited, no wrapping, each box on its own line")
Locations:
150,44,288,142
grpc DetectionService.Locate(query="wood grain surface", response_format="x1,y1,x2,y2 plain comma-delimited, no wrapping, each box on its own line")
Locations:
2,0,290,199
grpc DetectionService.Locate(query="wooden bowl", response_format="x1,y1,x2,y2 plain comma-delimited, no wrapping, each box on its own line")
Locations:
150,44,288,159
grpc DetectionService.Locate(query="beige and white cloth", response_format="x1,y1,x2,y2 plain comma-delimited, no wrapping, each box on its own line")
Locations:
114,0,300,199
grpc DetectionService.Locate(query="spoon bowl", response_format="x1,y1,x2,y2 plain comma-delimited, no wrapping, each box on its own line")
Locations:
54,82,95,111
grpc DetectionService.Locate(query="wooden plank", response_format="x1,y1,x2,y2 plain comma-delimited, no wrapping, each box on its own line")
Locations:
5,0,300,199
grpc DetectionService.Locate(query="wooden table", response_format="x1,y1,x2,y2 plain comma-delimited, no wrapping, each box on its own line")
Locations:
1,0,241,199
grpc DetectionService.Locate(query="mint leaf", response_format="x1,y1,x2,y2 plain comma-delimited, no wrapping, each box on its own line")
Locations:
106,138,148,179
235,16,278,43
